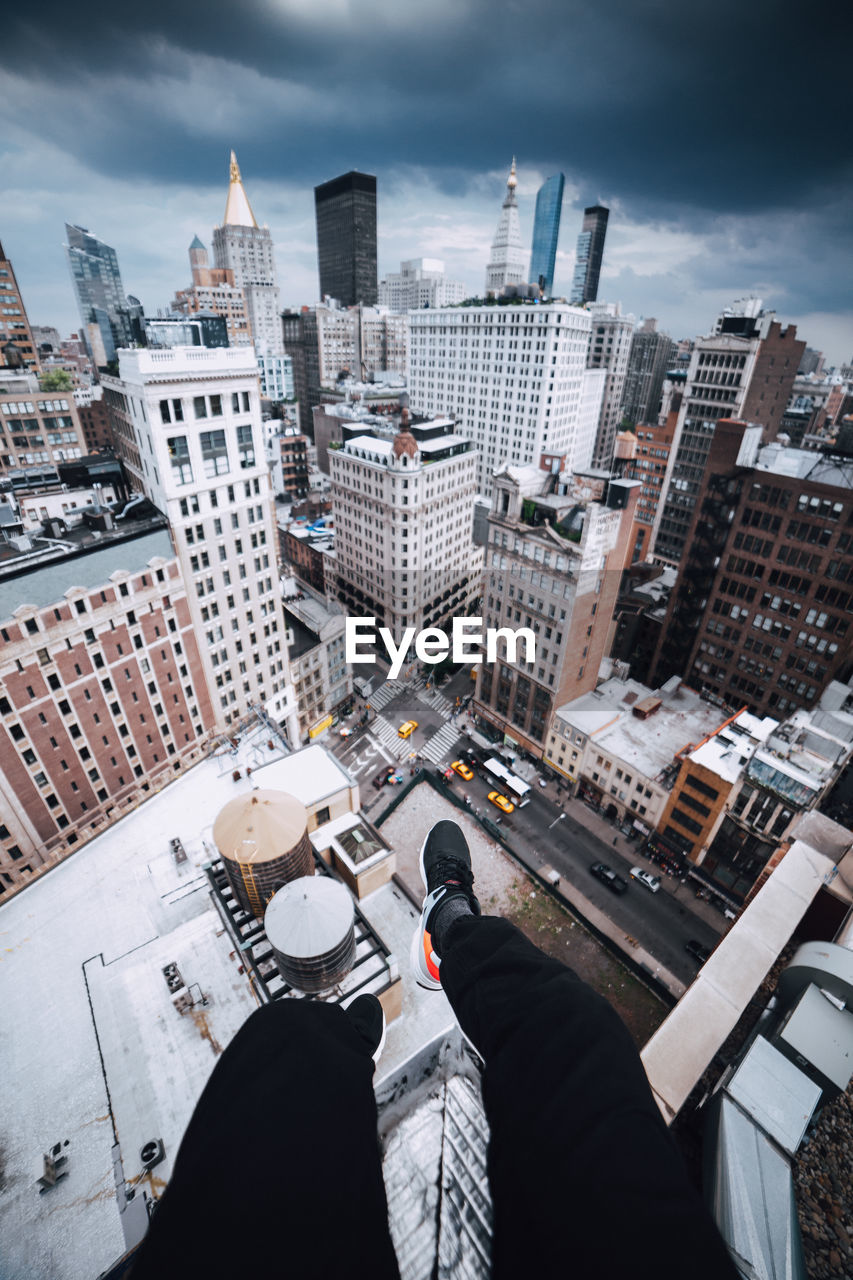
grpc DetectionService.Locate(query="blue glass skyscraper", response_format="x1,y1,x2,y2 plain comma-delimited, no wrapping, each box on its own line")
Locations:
64,223,139,365
529,173,565,297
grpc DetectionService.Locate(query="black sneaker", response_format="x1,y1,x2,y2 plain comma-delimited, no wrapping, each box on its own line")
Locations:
410,820,480,990
344,993,386,1065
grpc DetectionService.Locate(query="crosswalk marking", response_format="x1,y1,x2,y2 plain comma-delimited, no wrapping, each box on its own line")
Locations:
418,687,454,717
421,722,461,764
367,680,404,712
370,714,413,760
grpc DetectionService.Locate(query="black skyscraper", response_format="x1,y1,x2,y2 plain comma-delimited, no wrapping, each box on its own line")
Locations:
314,171,378,307
570,205,609,305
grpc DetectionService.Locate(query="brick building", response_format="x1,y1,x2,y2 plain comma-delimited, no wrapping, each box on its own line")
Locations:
653,318,804,565
279,426,310,499
611,416,676,562
0,380,87,473
280,522,335,595
0,240,39,372
647,687,853,904
650,419,853,717
0,521,217,896
74,386,114,452
475,466,640,758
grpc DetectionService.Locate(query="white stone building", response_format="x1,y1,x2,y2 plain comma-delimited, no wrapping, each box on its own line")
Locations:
485,160,527,295
257,353,295,403
379,258,467,312
212,152,283,358
330,414,481,637
585,301,636,468
102,346,297,737
407,302,593,494
577,367,608,472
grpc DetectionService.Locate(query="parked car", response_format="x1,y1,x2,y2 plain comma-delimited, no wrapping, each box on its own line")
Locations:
629,867,661,894
398,720,418,739
488,790,515,814
684,939,711,964
589,862,628,895
372,769,389,790
451,760,474,781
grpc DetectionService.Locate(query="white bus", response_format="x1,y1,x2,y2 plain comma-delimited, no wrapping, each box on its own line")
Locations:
484,758,531,805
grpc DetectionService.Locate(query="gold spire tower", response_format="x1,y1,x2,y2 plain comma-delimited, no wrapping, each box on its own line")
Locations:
223,150,258,229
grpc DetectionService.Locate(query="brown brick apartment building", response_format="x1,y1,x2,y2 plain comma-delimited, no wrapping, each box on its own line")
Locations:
0,241,39,372
0,522,217,896
650,419,853,717
653,320,804,566
612,417,676,562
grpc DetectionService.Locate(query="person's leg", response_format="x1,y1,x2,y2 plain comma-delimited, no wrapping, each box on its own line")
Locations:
412,822,737,1280
131,997,400,1280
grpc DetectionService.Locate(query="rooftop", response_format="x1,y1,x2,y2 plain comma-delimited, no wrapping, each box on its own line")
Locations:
0,730,459,1280
554,677,730,782
112,345,261,383
0,521,173,622
690,713,778,783
738,434,853,489
251,742,357,807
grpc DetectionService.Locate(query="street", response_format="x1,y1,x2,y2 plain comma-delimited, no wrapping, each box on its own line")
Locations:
331,667,724,987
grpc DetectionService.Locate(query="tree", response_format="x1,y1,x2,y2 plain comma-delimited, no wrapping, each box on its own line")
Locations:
39,369,74,391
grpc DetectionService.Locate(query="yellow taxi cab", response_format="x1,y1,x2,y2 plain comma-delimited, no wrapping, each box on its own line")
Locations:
488,790,515,814
451,760,474,781
398,720,419,739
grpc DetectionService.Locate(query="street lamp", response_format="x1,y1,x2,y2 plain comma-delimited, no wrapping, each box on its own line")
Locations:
548,813,566,830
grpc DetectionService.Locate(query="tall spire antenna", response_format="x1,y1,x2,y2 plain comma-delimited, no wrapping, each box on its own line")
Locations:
223,149,259,228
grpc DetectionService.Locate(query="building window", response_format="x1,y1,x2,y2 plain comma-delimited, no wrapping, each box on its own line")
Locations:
237,425,255,469
200,429,228,477
168,435,192,485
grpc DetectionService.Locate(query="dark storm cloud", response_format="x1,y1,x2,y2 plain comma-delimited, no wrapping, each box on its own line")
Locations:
2,0,849,215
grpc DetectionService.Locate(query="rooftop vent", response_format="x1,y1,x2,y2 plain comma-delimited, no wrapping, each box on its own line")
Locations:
633,697,662,720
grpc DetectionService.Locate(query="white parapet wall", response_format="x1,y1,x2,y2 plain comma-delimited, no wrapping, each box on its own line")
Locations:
641,812,853,1124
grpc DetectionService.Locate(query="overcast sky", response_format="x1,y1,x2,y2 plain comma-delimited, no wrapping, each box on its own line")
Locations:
2,0,850,363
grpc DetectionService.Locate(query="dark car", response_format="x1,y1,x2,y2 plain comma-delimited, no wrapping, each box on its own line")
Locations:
589,862,628,895
684,939,712,964
372,769,391,790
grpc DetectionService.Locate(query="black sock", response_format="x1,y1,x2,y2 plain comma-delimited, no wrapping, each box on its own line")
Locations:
432,895,474,956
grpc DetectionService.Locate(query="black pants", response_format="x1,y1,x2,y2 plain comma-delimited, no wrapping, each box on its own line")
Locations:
131,916,737,1279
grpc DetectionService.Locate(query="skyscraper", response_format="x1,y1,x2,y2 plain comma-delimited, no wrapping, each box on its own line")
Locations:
64,224,140,366
529,173,565,296
212,152,282,358
649,417,853,717
314,171,378,307
408,302,592,494
0,239,39,371
652,315,805,566
585,300,636,468
620,319,676,429
570,205,609,305
485,159,527,295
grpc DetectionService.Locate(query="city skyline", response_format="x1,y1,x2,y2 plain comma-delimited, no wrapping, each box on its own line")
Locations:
2,1,850,362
